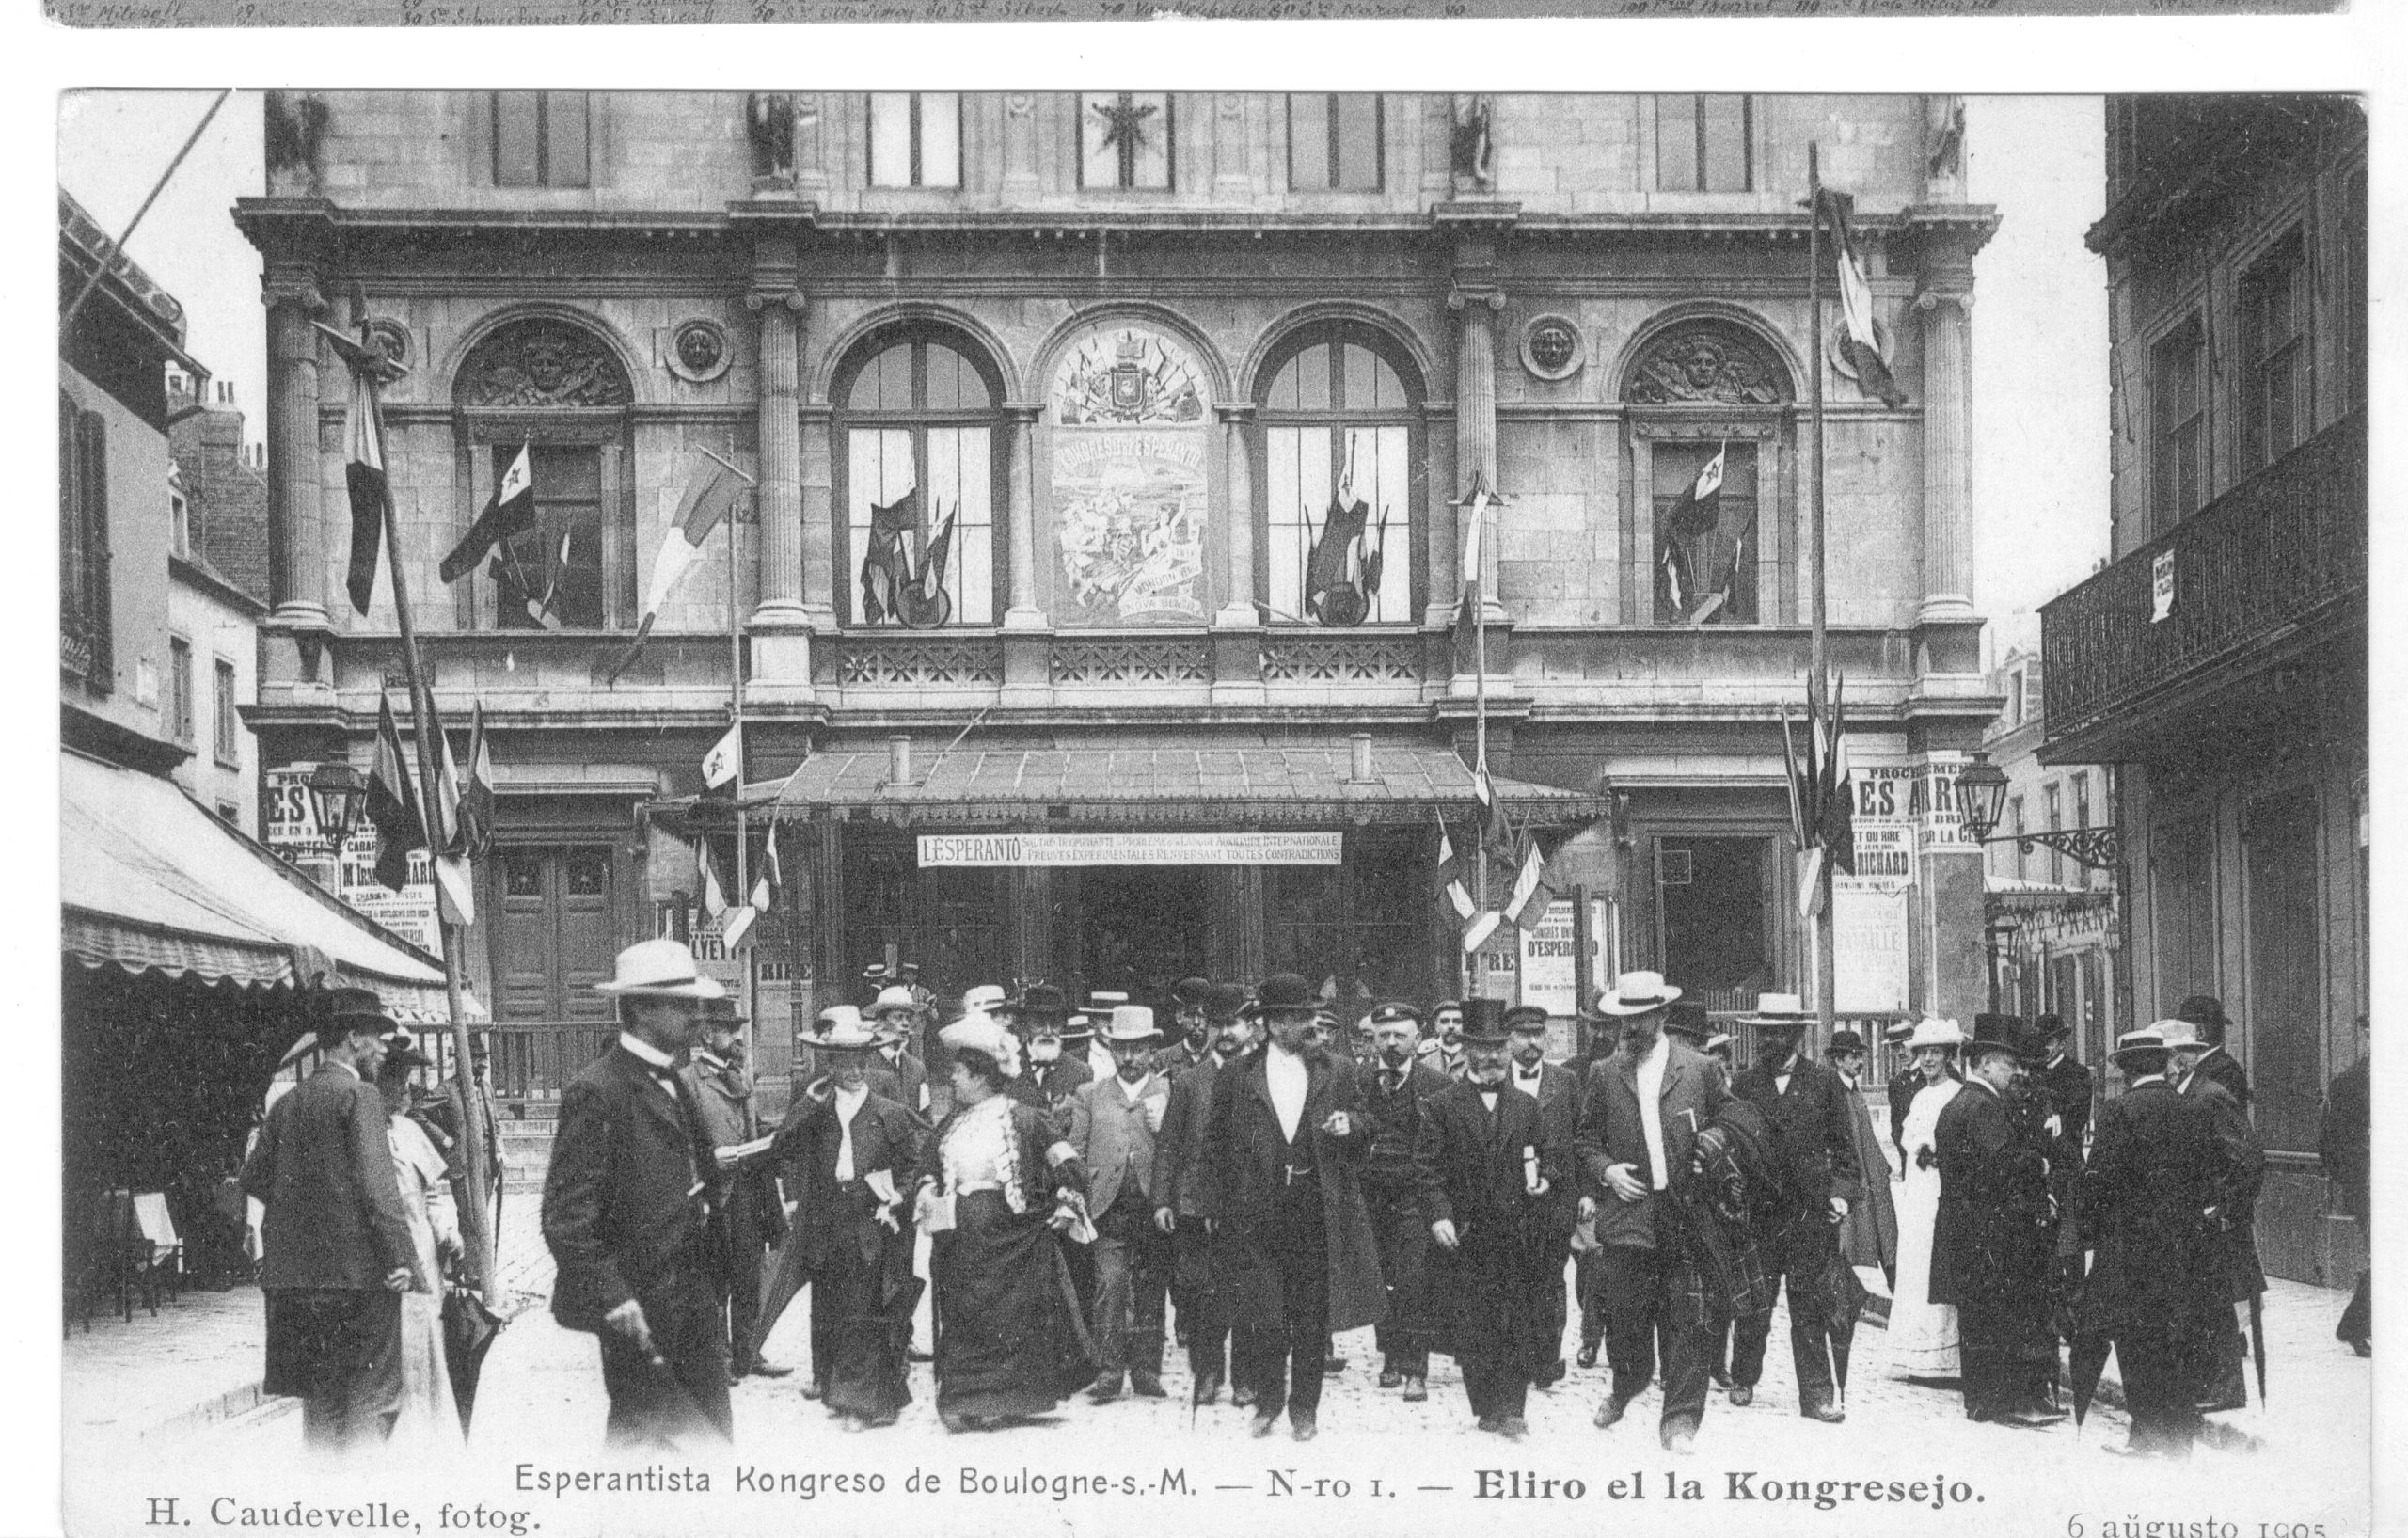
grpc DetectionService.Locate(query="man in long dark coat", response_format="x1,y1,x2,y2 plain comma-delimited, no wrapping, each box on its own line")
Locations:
2162,1011,2265,1430
1360,1001,1449,1401
681,996,791,1381
543,941,733,1446
2001,1016,2069,1412
1576,971,1731,1454
1502,1003,1581,1389
1414,1000,1569,1439
1825,1029,1899,1293
1154,983,1255,1404
1198,972,1385,1442
2321,1018,2370,1356
1726,993,1861,1421
2076,1026,2232,1456
241,988,424,1452
1931,1016,2064,1428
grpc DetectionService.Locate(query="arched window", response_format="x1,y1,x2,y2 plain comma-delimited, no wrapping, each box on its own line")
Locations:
1257,324,1421,626
1622,319,1792,626
833,326,1006,628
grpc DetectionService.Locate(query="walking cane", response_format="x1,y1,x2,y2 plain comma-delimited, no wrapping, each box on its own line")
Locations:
1825,1336,1844,1418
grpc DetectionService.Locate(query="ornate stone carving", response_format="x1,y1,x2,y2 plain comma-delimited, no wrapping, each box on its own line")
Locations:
1519,314,1585,382
665,318,731,384
1050,638,1212,685
748,92,797,187
1625,325,1789,406
1261,635,1422,684
457,319,633,408
1450,95,1496,193
263,92,327,198
838,637,1004,687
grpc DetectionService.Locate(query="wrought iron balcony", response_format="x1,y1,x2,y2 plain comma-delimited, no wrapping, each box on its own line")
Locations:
2041,413,2364,752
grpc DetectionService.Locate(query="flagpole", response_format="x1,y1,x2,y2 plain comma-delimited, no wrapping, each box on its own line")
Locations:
724,441,752,1061
1808,142,1837,1044
359,315,496,1296
1472,484,1491,1002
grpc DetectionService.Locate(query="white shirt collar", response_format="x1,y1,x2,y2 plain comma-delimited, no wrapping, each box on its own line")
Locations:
833,1082,868,1114
2129,1073,2166,1087
620,1032,676,1070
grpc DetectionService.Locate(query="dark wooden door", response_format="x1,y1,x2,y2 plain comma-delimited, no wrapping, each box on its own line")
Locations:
492,845,618,1098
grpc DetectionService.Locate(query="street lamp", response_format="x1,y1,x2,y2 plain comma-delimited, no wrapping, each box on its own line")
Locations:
1954,752,2012,845
307,761,370,848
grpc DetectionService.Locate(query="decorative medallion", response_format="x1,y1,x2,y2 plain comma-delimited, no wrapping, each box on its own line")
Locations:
1519,314,1585,383
365,317,411,370
1052,325,1207,426
665,318,732,384
457,318,634,408
1625,324,1789,406
1826,315,1898,392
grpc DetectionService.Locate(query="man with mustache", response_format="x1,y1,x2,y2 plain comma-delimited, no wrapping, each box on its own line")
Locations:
1359,1001,1450,1402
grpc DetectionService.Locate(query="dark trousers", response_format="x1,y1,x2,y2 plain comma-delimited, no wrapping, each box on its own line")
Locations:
1535,1232,1571,1372
598,1267,734,1447
2197,1301,2250,1407
2117,1324,2205,1453
1171,1224,1232,1385
1730,1213,1845,1409
1598,1244,1710,1439
1241,1181,1330,1423
1367,1190,1430,1377
272,1290,403,1452
1576,1246,1606,1350
1461,1350,1530,1423
1091,1193,1170,1377
2339,1269,2371,1347
1956,1295,2022,1420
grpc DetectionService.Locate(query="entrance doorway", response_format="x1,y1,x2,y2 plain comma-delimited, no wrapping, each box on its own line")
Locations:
1065,866,1212,1013
489,844,618,1100
1655,834,1774,1013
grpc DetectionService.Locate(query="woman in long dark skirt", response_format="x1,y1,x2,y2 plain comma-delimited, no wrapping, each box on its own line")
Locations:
918,1017,1097,1431
776,1007,924,1430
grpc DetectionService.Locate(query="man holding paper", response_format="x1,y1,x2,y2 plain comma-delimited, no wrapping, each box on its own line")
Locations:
679,995,790,1383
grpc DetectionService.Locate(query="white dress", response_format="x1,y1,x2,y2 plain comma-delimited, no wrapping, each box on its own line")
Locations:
387,1113,465,1450
1885,1077,1963,1378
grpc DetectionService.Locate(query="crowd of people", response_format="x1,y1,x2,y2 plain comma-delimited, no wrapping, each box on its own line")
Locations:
236,943,2359,1465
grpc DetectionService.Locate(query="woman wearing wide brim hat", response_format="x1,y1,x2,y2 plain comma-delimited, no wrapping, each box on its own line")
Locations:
1888,1017,1966,1380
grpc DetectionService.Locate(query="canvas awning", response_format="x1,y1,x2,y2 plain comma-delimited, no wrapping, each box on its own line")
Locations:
60,751,483,1023
689,741,1614,829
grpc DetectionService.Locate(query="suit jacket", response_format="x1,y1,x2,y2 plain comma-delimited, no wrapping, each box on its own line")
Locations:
2075,1078,2228,1333
1930,1078,2052,1309
2187,1046,2251,1114
543,1044,723,1333
1732,1055,1864,1215
1887,1073,1921,1158
1413,1080,1568,1237
878,1047,930,1114
775,1086,922,1276
2034,1054,2095,1158
2321,1055,2371,1223
240,1062,421,1292
1198,1046,1386,1332
1508,1061,1582,1230
1154,1053,1229,1218
2180,1073,2267,1299
1027,1054,1093,1121
683,1051,788,1248
1069,1070,1171,1217
1361,1059,1453,1203
1574,1037,1731,1252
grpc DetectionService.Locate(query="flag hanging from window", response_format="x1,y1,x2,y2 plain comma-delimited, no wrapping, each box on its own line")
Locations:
1452,482,1489,665
460,701,496,860
439,442,535,583
751,821,780,914
702,720,744,793
338,353,391,617
1821,189,1908,409
609,457,743,683
1503,834,1556,934
367,691,424,894
1659,444,1725,618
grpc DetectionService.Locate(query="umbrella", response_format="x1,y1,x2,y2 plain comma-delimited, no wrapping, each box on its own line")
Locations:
440,1268,506,1435
748,1231,810,1366
2247,1292,2268,1406
2067,1328,2113,1430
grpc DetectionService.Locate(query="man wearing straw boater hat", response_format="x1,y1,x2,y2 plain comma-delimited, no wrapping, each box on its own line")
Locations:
242,986,425,1453
867,986,932,1114
1576,970,1731,1454
1726,992,1861,1422
2072,1024,2230,1458
771,1004,922,1429
1415,999,1569,1440
1930,1014,2063,1430
1068,1005,1176,1403
543,939,734,1445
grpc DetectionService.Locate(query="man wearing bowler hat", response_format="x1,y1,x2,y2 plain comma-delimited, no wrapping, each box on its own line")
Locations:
242,987,425,1452
1931,1015,2063,1429
2158,1010,2265,1430
1726,992,1861,1421
1576,971,1730,1453
1069,1005,1176,1402
1198,972,1384,1441
1359,1000,1448,1401
1154,981,1258,1406
543,940,734,1445
680,993,791,1382
2171,994,2251,1111
1415,999,1570,1439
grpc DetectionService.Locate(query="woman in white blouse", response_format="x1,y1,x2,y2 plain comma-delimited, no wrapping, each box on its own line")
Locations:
1886,1018,1966,1381
373,1044,463,1448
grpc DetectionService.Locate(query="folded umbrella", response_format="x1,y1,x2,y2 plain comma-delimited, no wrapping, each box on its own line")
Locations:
749,1225,813,1367
2248,1292,2268,1408
439,1264,506,1435
2067,1329,2114,1431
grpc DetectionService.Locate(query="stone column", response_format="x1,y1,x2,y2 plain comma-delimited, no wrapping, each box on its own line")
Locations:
748,239,808,627
1002,404,1044,629
1001,94,1040,200
1450,287,1502,507
262,262,329,634
799,403,835,624
1916,285,1975,626
1213,402,1258,627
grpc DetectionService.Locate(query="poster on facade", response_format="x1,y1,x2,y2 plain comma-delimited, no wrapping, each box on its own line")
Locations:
262,764,442,956
1049,325,1211,626
918,831,1342,867
1832,880,1911,1014
1515,896,1610,1016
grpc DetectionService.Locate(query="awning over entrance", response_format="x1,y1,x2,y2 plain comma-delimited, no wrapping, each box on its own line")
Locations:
712,741,1615,829
61,751,483,1024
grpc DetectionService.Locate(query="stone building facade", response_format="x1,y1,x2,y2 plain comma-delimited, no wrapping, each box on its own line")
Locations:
238,92,2001,1105
2046,96,2367,1286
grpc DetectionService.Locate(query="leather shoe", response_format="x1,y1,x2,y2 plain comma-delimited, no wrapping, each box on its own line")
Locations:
1593,1394,1632,1430
1496,1415,1529,1442
1291,1413,1318,1442
1476,1414,1499,1434
800,1380,823,1400
1995,1408,2063,1429
1250,1410,1279,1438
1089,1374,1125,1403
1803,1402,1846,1424
1232,1385,1259,1408
1378,1368,1403,1389
1535,1359,1566,1389
1402,1376,1427,1403
1664,1430,1697,1456
1194,1372,1225,1405
750,1361,795,1379
1576,1344,1599,1370
1727,1385,1754,1407
1132,1370,1167,1399
1323,1354,1347,1375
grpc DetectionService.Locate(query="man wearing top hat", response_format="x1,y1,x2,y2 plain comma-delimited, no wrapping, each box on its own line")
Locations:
1503,1003,1581,1390
1198,972,1385,1442
680,993,792,1382
2157,1010,2266,1428
1725,993,1862,1422
2171,994,2251,1111
1930,1015,2063,1429
242,987,425,1452
1154,981,1257,1406
1359,1000,1449,1402
2074,1025,2231,1457
543,940,734,1445
771,1006,922,1429
1069,1005,1176,1402
1576,971,1731,1453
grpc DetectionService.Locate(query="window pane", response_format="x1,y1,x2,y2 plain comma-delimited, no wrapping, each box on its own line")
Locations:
214,659,238,762
169,640,193,742
848,427,917,624
1290,94,1332,191
1701,95,1749,192
494,92,542,187
1128,94,1171,189
1654,441,1757,624
545,93,591,187
1266,353,1302,412
919,94,961,188
1340,343,1379,413
1656,95,1700,192
1368,425,1411,620
869,93,913,187
1334,94,1381,190
1292,342,1330,410
1079,94,1121,187
1264,426,1305,618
